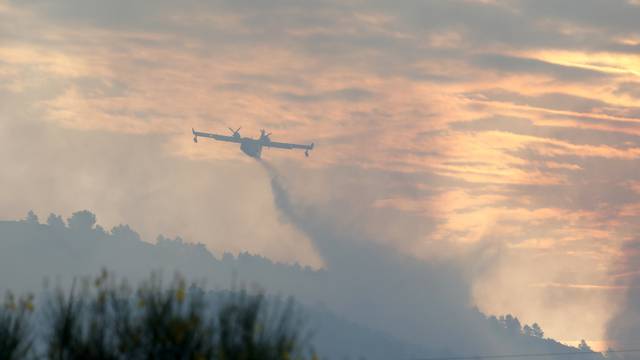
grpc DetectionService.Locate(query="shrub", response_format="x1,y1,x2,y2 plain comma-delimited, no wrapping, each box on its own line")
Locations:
3,271,313,360
0,293,34,360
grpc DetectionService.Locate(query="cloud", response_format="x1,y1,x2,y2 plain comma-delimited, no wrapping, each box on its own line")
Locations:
517,0,640,37
451,115,640,148
463,88,640,121
615,82,640,99
472,54,612,82
277,87,375,103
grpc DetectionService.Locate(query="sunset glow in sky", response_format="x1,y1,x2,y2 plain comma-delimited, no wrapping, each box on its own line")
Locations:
2,0,640,349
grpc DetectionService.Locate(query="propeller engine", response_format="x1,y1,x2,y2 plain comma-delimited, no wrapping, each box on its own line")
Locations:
229,127,241,137
260,129,272,139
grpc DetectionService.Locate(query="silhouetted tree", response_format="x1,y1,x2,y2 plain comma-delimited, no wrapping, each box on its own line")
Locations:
94,225,107,236
110,224,141,242
67,211,97,231
46,214,66,229
500,315,522,335
531,323,544,338
579,339,592,352
24,211,39,225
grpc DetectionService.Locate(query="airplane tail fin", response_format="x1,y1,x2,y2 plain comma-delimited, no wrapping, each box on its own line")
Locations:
192,128,198,143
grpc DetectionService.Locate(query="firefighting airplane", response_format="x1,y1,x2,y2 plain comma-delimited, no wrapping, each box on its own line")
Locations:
192,127,314,158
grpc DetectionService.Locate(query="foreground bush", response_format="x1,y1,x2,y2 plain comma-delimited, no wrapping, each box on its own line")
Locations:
1,293,33,360
2,271,313,360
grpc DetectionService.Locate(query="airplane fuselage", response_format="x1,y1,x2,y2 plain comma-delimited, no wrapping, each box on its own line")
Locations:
239,138,263,158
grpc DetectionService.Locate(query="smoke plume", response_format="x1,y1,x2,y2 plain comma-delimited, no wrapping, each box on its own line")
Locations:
258,159,511,354
606,240,640,356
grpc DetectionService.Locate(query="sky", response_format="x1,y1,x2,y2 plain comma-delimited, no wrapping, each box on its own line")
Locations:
2,0,640,349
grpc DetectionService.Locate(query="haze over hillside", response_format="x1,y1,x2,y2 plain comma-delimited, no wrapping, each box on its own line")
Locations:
0,207,594,360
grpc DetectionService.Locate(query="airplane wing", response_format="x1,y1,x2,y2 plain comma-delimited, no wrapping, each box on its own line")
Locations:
193,130,242,143
264,141,314,150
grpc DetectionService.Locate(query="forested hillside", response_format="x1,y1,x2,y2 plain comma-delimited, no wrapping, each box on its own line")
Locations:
0,211,598,360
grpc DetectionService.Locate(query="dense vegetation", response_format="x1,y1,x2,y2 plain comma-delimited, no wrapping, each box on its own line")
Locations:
1,271,313,360
0,211,601,359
